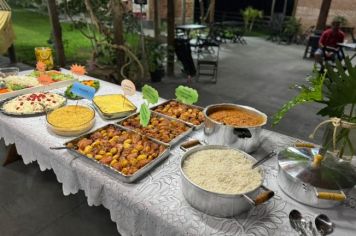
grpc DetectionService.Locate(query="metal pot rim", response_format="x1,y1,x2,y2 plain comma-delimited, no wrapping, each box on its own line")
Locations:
180,145,264,197
203,103,268,129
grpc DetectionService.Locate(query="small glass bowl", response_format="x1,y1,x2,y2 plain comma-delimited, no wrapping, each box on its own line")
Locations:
46,105,96,136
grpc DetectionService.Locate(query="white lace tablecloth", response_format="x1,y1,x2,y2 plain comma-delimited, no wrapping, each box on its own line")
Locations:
1,70,355,236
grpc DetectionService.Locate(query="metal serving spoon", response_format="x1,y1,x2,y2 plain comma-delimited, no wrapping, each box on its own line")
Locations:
315,214,334,235
289,209,306,235
289,209,318,236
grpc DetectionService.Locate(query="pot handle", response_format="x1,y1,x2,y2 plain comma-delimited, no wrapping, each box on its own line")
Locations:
233,128,252,138
243,185,275,206
295,141,315,148
314,188,346,201
180,139,202,152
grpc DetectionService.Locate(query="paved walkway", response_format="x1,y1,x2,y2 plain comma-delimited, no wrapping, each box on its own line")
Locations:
151,37,326,142
0,37,349,235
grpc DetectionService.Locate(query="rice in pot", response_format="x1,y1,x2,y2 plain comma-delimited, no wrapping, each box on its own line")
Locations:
182,149,262,194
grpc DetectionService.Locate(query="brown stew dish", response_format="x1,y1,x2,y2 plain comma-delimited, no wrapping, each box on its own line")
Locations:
209,108,265,127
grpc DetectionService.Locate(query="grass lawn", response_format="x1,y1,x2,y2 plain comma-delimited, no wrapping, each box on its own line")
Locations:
12,8,92,66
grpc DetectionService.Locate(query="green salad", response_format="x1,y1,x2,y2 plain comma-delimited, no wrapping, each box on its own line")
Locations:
29,70,74,81
64,80,100,100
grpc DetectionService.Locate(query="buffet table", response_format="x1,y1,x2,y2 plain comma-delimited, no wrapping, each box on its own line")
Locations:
1,70,356,236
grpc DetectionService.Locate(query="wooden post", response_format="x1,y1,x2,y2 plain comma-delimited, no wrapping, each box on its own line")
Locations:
316,0,332,31
282,0,288,16
7,44,16,64
167,0,175,76
112,0,125,80
209,0,215,23
3,144,21,166
47,0,66,67
199,0,204,23
270,0,276,19
153,0,160,40
291,0,299,17
182,0,186,25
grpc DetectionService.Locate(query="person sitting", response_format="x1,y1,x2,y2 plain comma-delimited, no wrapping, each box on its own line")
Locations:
314,18,345,69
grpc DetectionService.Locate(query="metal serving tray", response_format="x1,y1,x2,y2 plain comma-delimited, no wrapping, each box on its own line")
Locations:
64,124,170,183
150,99,205,130
0,93,67,117
117,111,193,147
92,94,137,120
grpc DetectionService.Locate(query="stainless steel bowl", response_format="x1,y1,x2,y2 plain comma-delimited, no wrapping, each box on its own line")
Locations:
180,145,274,217
203,104,267,153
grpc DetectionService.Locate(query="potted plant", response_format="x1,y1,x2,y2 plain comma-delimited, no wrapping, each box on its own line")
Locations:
280,17,301,44
145,37,165,82
273,57,356,160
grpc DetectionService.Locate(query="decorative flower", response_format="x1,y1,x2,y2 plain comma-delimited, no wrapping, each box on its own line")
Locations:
70,64,87,76
38,74,53,85
36,61,46,72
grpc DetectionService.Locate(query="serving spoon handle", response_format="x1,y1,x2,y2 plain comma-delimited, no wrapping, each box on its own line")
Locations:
252,150,277,169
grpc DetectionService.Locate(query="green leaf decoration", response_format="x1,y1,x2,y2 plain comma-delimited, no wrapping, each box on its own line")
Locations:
175,85,199,105
139,103,151,127
272,69,325,126
319,57,356,117
142,84,159,104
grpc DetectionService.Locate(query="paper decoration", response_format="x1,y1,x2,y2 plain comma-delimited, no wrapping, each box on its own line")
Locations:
70,82,96,100
175,85,199,105
142,84,159,104
139,103,151,127
121,79,136,96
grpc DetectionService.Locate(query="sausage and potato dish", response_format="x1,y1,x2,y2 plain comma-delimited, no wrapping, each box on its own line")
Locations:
153,101,205,126
120,113,190,144
67,125,167,176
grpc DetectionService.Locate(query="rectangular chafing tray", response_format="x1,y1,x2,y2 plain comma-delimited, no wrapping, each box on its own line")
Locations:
150,99,205,130
92,94,137,120
64,124,170,183
117,111,193,147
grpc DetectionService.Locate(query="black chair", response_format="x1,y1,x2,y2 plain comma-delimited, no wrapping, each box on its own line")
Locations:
319,46,346,73
303,35,320,59
197,41,220,83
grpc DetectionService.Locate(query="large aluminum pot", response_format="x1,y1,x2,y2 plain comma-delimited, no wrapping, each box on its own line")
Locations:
180,145,274,217
278,147,356,208
203,104,267,153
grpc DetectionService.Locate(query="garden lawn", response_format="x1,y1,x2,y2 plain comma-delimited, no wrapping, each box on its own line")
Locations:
11,9,92,66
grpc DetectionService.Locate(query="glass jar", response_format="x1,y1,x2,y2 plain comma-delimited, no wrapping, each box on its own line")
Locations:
322,121,356,161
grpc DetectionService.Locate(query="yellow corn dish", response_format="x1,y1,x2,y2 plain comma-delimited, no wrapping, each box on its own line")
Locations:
47,105,95,136
93,94,136,114
47,105,94,129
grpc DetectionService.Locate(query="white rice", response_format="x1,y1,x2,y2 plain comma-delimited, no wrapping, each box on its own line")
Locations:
182,149,262,194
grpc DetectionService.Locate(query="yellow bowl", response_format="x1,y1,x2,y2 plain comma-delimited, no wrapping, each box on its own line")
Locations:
46,105,95,136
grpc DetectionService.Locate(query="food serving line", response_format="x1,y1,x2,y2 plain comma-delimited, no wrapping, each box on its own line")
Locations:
1,70,356,236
